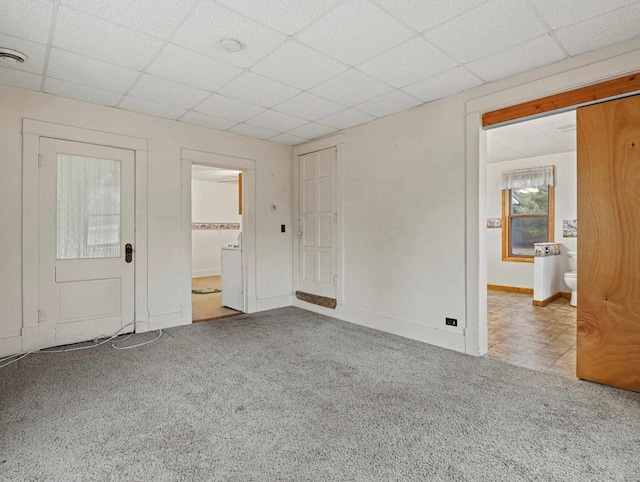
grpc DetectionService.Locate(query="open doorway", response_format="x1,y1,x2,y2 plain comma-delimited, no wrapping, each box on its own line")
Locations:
191,164,243,322
484,110,577,377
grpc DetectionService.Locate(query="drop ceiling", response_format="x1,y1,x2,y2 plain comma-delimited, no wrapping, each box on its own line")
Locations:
191,164,240,182
1,0,639,145
487,110,576,163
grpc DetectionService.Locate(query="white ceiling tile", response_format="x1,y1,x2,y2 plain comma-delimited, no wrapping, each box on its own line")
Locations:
358,37,458,88
512,136,569,158
372,0,487,32
489,121,547,145
119,96,187,120
310,69,393,106
129,75,210,108
229,123,280,140
426,0,547,63
147,44,242,92
466,35,565,82
287,123,337,140
274,93,344,121
44,78,122,105
270,133,307,145
486,140,524,163
53,7,163,70
0,0,53,44
526,110,575,129
47,49,139,93
251,40,348,90
402,67,481,103
0,34,47,74
554,4,640,56
0,66,42,91
179,111,237,130
531,0,638,30
217,0,342,35
356,90,421,117
173,1,287,68
319,108,374,130
551,131,577,151
245,110,308,132
218,72,300,108
296,0,413,65
60,0,196,38
194,94,265,122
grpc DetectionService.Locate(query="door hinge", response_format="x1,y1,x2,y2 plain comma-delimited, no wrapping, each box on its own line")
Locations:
333,212,337,223
38,154,44,167
333,275,337,286
38,310,47,323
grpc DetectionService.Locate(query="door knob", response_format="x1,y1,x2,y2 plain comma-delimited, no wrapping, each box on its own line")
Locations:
125,243,133,263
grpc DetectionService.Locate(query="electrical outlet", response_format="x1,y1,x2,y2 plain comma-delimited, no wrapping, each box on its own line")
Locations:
445,317,457,327
281,224,286,233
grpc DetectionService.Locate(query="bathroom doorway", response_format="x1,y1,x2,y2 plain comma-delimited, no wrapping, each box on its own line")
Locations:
484,110,577,377
191,164,243,322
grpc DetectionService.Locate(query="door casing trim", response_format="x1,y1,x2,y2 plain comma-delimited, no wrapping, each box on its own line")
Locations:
180,149,257,319
21,119,149,353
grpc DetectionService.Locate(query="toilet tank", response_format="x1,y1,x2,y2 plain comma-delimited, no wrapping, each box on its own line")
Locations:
567,250,577,272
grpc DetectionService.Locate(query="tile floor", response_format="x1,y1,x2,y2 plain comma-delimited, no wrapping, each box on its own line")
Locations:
487,289,576,378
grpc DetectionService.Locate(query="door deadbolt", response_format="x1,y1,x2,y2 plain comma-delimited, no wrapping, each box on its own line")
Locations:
125,243,133,263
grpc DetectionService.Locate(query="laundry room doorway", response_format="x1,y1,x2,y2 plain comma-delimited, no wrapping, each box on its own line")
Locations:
180,149,257,324
190,164,243,322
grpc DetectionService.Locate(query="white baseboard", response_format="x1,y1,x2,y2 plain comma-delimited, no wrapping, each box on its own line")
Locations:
256,294,292,311
140,311,192,332
292,299,467,354
192,269,221,278
0,335,23,358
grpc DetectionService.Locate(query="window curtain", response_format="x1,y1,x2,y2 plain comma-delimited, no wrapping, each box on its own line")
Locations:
500,165,555,190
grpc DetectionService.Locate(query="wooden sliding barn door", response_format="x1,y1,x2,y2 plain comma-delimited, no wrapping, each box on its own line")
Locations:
576,95,640,392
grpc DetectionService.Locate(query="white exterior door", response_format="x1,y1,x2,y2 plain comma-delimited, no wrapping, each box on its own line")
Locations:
38,138,135,346
298,147,337,299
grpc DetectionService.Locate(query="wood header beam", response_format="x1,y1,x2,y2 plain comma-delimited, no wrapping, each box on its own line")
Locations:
482,72,640,127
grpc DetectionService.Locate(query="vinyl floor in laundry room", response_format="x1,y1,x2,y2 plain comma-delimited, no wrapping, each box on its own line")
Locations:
487,289,577,378
192,276,242,322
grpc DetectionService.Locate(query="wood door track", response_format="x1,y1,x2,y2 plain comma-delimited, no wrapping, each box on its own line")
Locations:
296,291,337,309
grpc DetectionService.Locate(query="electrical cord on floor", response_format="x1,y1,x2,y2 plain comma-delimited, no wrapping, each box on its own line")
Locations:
0,322,163,369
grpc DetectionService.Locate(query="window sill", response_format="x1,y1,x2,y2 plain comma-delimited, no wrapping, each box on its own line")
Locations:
502,256,534,263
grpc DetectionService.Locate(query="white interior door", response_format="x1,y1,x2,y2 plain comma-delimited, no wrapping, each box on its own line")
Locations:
298,147,337,299
39,138,135,346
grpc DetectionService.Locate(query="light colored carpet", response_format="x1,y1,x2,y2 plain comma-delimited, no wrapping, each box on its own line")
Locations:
1,307,639,481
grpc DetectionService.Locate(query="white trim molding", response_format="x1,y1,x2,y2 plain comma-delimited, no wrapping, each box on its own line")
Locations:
16,118,149,357
180,148,258,318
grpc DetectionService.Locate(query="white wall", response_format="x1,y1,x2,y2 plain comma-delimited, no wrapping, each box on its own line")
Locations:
294,38,640,354
486,152,577,289
0,86,292,343
191,180,241,278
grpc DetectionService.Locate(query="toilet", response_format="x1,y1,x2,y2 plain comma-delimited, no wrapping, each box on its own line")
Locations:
563,251,577,307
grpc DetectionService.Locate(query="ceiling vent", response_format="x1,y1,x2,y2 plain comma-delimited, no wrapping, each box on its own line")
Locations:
555,123,576,133
0,48,28,65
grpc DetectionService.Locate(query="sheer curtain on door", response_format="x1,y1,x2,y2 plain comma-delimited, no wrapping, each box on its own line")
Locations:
56,154,121,259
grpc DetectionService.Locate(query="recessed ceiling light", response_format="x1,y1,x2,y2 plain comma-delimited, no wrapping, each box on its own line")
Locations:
220,39,243,53
0,48,28,65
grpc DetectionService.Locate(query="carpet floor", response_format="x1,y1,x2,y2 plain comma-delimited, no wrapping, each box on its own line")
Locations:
1,307,639,481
